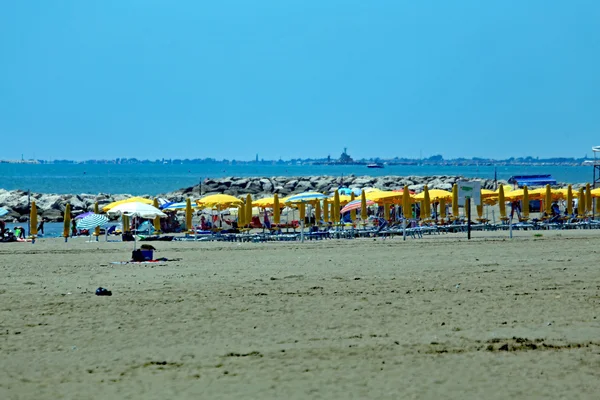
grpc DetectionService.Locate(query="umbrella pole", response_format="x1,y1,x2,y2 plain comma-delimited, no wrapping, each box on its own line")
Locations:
403,218,407,241
300,219,305,243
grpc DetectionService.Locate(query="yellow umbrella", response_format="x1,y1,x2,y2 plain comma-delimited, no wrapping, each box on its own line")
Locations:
253,197,279,208
567,185,573,216
153,198,161,233
94,202,101,237
476,189,483,220
329,202,335,224
63,204,71,239
522,186,529,219
333,194,353,206
245,194,253,226
596,191,600,216
413,189,452,202
30,201,38,237
421,186,431,221
350,192,356,222
196,194,243,208
498,185,506,220
586,183,592,216
544,185,552,216
383,203,390,220
323,198,329,222
314,199,321,226
578,187,585,217
333,191,340,224
273,194,280,225
360,190,368,221
103,196,152,212
439,198,446,222
451,184,459,220
403,185,412,219
238,204,245,228
366,191,402,204
185,198,193,232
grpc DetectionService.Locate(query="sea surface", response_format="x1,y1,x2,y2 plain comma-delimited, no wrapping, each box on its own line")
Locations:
0,163,593,195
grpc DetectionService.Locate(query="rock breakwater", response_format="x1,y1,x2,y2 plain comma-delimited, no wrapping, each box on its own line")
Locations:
0,175,499,222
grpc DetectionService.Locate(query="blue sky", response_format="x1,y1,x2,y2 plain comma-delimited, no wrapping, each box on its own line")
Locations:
1,0,599,161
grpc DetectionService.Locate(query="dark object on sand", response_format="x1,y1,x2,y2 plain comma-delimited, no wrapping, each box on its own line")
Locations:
95,287,112,296
140,244,156,250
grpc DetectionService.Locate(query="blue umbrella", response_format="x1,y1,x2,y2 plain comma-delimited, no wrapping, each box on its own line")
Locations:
285,192,328,204
76,214,109,230
161,202,189,211
0,208,8,217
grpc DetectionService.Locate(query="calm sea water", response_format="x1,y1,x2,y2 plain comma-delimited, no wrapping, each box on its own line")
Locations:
0,163,593,195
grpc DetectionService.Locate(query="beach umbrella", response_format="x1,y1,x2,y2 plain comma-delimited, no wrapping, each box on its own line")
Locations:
578,187,585,217
439,198,446,222
498,185,506,220
63,204,71,240
421,186,431,221
596,192,600,216
451,184,459,220
567,185,573,216
185,198,193,232
102,196,152,212
93,202,101,237
245,194,253,226
360,190,368,221
350,193,356,222
322,198,329,222
196,194,243,208
331,194,353,205
544,185,552,216
522,186,529,219
273,194,281,225
107,202,166,219
286,192,328,204
0,208,8,217
413,189,452,202
76,213,109,230
476,189,483,220
238,205,245,228
403,185,412,220
586,183,592,216
253,197,279,208
30,201,38,237
340,199,375,214
161,202,192,211
366,191,402,204
333,191,340,224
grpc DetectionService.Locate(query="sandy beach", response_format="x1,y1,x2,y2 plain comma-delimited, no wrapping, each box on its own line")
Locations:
1,230,600,399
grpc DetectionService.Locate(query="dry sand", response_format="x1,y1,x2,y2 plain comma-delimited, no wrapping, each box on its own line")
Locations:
1,230,600,399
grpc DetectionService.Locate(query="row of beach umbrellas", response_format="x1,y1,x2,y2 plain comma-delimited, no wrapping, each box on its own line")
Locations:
13,182,600,239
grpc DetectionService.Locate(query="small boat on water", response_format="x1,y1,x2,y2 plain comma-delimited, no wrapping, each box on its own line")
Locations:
367,163,384,169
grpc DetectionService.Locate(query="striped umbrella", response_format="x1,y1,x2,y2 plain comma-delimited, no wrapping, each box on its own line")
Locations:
341,199,375,214
76,214,109,230
286,192,328,204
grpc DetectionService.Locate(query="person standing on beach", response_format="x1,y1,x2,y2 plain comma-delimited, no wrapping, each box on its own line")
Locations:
37,218,45,235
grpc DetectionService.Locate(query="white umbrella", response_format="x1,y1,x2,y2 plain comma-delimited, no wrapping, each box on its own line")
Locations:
107,202,166,218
